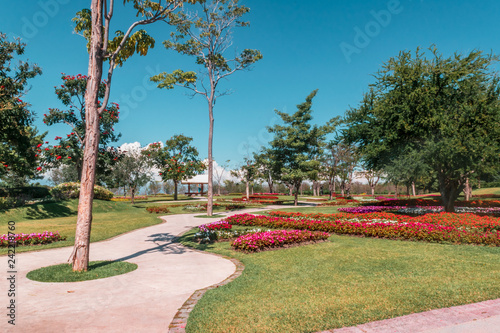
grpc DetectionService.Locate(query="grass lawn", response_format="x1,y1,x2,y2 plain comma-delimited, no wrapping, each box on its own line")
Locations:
473,187,500,196
0,199,163,255
179,229,500,332
27,260,137,282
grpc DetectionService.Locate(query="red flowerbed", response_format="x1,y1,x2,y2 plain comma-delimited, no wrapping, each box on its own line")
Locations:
231,229,330,252
376,198,500,208
146,206,171,214
1,231,66,247
224,213,500,246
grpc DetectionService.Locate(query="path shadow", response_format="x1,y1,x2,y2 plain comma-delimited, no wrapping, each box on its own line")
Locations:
114,232,188,262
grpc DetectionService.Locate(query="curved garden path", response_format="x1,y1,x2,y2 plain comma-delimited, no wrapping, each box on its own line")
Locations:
1,209,267,333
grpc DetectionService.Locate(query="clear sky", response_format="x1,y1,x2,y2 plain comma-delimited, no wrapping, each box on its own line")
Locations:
2,0,500,170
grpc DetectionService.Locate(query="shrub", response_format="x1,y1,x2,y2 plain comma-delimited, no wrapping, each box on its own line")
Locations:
0,197,25,210
50,182,113,200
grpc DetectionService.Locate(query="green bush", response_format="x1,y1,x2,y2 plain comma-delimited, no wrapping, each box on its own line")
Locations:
0,197,25,210
50,182,113,201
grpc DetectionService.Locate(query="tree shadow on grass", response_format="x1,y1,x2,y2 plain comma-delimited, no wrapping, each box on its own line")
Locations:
114,232,188,262
24,201,76,220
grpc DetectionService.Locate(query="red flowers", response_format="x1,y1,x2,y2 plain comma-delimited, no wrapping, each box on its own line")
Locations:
37,167,42,171
56,156,62,160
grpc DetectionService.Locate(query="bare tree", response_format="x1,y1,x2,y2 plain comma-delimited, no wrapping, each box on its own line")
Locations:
213,160,230,195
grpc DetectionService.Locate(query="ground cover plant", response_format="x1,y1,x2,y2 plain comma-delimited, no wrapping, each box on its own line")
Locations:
0,231,66,247
225,212,500,246
178,228,500,332
231,229,330,252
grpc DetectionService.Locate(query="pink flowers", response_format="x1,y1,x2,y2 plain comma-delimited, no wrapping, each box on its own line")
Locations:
0,231,66,247
199,221,232,232
231,229,330,252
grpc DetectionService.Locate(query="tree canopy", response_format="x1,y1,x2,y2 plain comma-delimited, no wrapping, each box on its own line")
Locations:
267,90,337,205
0,33,45,184
144,134,205,200
344,47,500,211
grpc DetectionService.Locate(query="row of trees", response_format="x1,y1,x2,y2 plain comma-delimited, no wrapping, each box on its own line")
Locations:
2,0,259,271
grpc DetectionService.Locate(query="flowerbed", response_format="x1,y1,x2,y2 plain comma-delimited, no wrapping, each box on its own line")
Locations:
231,229,330,252
339,206,405,213
224,213,500,246
146,206,171,214
0,231,66,247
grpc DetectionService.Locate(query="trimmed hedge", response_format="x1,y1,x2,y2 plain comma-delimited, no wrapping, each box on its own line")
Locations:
50,182,113,201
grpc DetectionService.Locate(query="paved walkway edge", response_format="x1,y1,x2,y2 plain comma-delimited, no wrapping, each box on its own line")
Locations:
327,298,500,333
168,253,245,333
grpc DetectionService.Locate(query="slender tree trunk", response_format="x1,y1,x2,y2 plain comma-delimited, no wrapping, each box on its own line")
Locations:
329,181,333,200
371,186,375,196
289,185,293,196
412,181,416,197
131,187,135,204
69,0,104,272
464,178,472,201
174,181,178,201
395,184,398,197
207,99,214,216
268,173,273,193
245,181,249,200
294,183,300,206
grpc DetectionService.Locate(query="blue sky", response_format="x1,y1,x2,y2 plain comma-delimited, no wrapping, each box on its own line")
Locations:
2,0,500,170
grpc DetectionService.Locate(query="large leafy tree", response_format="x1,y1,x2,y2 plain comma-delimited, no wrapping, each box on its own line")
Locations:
144,135,205,200
150,0,262,216
0,33,45,184
43,74,121,181
344,47,500,211
112,148,152,204
69,0,199,272
268,90,335,206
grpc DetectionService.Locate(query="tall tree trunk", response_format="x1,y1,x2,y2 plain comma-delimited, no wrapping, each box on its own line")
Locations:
412,181,416,197
174,180,178,201
341,186,345,197
464,178,472,201
289,185,293,196
371,186,375,196
131,187,135,204
70,0,104,272
329,181,333,200
207,99,214,216
245,181,249,200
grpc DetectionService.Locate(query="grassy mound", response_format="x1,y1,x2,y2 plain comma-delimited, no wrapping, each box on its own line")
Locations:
27,260,137,282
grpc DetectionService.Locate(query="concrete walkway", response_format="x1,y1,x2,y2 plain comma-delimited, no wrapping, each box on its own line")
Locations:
1,210,244,333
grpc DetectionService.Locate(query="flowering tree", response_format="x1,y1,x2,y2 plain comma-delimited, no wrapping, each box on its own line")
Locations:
69,0,200,272
0,33,45,184
150,0,262,216
42,74,121,182
144,134,205,200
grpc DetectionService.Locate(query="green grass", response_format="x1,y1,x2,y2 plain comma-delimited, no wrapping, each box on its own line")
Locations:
178,229,500,333
26,260,137,282
472,187,500,195
0,199,163,255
